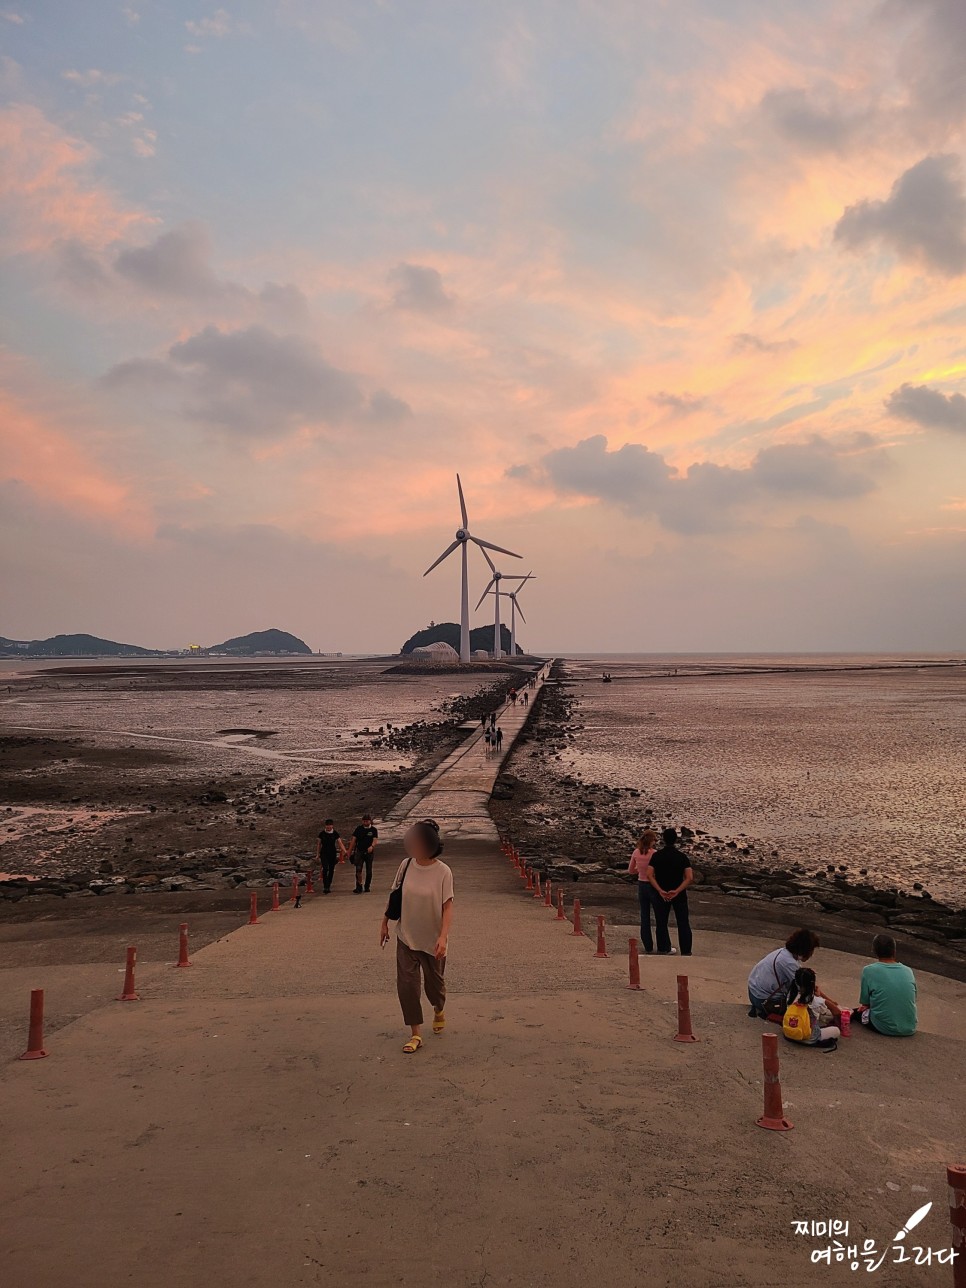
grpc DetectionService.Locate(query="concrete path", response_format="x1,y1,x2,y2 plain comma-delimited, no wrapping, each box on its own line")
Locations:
384,661,551,837
2,657,965,1287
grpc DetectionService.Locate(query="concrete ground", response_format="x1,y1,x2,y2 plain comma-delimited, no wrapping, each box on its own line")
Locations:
2,664,964,1287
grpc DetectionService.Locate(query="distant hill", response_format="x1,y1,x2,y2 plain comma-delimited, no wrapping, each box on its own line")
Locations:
401,622,520,656
0,628,314,658
0,633,158,658
209,628,311,655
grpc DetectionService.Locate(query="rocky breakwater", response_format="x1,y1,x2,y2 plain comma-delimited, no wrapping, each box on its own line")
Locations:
488,666,966,955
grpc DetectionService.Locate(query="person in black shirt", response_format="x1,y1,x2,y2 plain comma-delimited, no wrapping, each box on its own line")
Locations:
646,827,694,955
347,814,379,893
316,819,347,894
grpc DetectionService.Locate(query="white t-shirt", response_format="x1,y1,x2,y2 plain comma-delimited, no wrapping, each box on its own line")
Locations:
392,858,455,955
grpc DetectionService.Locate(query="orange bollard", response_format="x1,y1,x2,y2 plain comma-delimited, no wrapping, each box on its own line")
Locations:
627,938,641,990
290,876,299,904
949,1165,966,1288
118,946,139,1001
306,868,315,895
756,1032,793,1130
555,888,567,921
249,891,259,924
594,915,608,958
525,866,533,891
19,989,48,1060
571,898,583,937
175,923,191,968
544,878,552,908
672,974,698,1042
271,881,280,911
532,871,542,899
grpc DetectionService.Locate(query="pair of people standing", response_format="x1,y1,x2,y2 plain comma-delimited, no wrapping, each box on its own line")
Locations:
315,814,379,893
628,827,693,955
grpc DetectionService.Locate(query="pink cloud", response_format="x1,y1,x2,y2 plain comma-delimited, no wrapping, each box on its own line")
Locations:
0,103,152,253
0,361,150,536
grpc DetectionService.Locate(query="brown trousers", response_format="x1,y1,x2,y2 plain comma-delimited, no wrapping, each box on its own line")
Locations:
396,938,446,1026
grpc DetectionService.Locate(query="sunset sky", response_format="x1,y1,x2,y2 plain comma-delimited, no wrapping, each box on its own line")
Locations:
3,0,966,653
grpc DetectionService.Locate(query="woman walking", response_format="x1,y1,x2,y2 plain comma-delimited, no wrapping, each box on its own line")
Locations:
380,819,454,1054
628,828,659,953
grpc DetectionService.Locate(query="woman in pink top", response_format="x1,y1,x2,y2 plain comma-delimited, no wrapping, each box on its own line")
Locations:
628,829,659,954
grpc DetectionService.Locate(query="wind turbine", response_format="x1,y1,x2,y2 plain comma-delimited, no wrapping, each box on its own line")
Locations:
507,572,534,659
423,475,521,663
480,570,534,659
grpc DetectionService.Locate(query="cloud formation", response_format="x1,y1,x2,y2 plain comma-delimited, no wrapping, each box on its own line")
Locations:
835,155,966,277
512,433,886,534
102,324,409,437
0,103,149,252
650,391,707,414
732,333,798,355
388,262,454,312
760,87,861,154
885,382,966,433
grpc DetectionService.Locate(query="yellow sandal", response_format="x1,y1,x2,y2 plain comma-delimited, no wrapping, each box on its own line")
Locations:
433,1010,445,1035
402,1035,423,1054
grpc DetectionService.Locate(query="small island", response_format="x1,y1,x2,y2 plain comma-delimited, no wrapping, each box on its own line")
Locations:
400,622,521,657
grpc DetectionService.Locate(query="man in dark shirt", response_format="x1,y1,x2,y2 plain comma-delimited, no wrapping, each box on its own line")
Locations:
316,819,346,894
347,813,379,893
646,827,694,955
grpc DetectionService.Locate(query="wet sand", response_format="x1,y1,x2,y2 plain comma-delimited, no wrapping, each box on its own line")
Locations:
503,658,966,907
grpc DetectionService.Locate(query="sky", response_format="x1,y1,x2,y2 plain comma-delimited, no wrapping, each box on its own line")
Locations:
2,0,966,654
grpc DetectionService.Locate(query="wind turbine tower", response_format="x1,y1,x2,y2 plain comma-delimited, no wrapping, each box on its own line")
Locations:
423,475,521,663
481,571,534,658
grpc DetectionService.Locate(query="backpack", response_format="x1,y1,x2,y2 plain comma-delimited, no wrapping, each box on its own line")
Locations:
783,1001,812,1043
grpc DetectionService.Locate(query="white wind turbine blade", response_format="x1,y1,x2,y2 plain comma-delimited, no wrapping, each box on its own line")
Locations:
475,577,497,610
514,598,527,625
477,544,497,575
423,539,460,576
456,474,469,529
471,536,522,560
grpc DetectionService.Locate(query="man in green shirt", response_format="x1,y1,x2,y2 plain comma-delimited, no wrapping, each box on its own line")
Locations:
854,934,917,1037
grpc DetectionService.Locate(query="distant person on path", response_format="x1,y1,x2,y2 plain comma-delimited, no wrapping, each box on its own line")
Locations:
646,828,693,955
852,935,918,1036
347,813,378,893
747,929,821,1019
316,819,347,894
522,691,529,707
628,828,659,953
495,726,504,750
484,727,492,755
782,967,841,1050
379,819,454,1054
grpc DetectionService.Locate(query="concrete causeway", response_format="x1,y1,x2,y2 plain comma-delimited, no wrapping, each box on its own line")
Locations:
384,660,551,836
2,655,964,1288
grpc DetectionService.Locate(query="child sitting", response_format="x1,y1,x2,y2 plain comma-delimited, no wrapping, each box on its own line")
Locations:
783,967,842,1051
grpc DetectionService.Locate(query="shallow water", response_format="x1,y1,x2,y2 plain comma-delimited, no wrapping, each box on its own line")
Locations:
559,655,966,906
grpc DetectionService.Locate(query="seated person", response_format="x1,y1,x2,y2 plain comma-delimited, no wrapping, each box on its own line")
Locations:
784,967,842,1049
853,934,917,1036
747,928,820,1019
